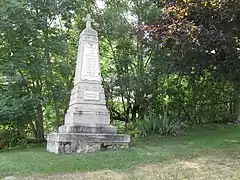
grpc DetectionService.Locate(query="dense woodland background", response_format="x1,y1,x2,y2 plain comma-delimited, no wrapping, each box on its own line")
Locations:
0,0,239,148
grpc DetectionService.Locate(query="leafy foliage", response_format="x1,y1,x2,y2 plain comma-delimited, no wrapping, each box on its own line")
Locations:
146,0,240,121
135,115,187,137
0,0,94,142
0,126,26,149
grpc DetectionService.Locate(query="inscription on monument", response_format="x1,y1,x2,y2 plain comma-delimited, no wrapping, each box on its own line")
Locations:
81,35,98,42
83,91,100,100
81,43,100,81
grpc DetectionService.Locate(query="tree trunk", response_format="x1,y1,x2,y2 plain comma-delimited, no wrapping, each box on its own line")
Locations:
29,121,37,139
54,101,61,128
131,104,137,122
236,103,240,122
232,87,240,122
36,104,44,142
234,100,240,122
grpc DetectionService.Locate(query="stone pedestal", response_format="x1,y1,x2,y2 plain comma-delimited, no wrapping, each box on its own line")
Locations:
46,14,130,154
47,126,130,154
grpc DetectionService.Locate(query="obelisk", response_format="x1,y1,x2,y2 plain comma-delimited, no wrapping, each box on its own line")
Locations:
47,14,130,154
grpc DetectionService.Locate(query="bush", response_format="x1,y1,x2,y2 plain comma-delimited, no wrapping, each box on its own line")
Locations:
135,115,187,137
111,114,187,138
0,126,26,149
111,120,126,133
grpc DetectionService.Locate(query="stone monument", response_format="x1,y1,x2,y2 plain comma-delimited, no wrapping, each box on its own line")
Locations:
47,14,130,154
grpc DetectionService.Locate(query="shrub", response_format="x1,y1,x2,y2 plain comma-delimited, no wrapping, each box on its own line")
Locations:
0,126,26,149
111,120,126,133
136,115,187,137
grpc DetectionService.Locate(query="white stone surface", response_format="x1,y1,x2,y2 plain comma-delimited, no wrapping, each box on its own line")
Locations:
81,43,100,81
65,14,109,125
83,91,100,100
64,111,110,125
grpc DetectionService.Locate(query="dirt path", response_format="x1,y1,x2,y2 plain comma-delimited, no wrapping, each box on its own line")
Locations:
23,170,128,180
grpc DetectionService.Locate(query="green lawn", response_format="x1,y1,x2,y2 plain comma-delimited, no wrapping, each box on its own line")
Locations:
0,124,240,179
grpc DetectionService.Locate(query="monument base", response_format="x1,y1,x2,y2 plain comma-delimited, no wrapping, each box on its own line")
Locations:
46,125,130,154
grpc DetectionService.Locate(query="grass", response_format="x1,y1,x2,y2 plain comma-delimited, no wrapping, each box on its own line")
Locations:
0,124,240,179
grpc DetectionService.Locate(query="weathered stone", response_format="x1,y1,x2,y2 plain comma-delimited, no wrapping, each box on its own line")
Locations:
47,133,130,154
46,14,130,154
47,133,130,143
58,124,117,134
64,111,110,125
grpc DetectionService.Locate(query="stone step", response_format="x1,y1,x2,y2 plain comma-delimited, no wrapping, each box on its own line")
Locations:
47,132,130,143
58,124,117,134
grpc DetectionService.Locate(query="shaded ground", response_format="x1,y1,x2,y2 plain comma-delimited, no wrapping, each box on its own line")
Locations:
1,124,240,179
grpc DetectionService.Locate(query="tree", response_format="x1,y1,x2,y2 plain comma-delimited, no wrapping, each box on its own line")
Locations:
92,0,165,126
146,0,240,121
0,0,94,141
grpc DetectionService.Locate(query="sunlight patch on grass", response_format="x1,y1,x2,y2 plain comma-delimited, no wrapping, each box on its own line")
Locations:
24,170,128,180
132,155,240,180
